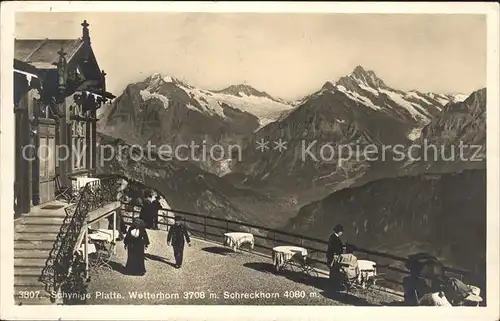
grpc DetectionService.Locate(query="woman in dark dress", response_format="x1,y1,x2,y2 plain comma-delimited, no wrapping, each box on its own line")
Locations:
124,219,150,275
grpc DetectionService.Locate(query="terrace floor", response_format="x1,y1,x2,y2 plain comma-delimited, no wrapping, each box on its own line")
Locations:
86,230,403,305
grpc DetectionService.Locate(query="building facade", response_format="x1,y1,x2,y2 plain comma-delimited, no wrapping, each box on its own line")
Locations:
13,20,115,217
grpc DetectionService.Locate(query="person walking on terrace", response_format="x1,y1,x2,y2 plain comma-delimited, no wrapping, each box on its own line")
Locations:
167,216,191,268
124,218,150,275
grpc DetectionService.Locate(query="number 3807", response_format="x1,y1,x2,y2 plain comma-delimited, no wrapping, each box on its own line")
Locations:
18,291,40,298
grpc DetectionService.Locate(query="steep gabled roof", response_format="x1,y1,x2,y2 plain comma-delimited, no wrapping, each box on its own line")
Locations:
14,39,84,69
14,59,40,75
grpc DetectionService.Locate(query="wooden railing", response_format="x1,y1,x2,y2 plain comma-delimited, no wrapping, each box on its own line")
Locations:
120,201,483,293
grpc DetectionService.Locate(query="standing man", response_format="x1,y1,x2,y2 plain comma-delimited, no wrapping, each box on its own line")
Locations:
167,216,191,268
326,224,345,290
326,224,345,266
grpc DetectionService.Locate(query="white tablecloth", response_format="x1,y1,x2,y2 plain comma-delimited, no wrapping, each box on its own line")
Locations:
78,243,96,255
88,229,117,242
98,229,120,240
357,259,377,284
358,260,377,275
224,232,254,251
272,246,308,270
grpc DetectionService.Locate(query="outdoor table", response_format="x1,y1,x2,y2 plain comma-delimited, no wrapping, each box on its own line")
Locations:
96,229,120,241
88,230,116,270
78,243,96,256
88,231,113,243
357,259,377,278
357,259,377,286
272,246,308,272
223,232,254,252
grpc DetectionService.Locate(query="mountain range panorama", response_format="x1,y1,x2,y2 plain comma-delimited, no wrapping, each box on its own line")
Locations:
132,65,467,106
100,65,472,145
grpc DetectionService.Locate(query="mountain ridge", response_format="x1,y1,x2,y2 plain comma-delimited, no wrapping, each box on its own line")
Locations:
100,65,477,178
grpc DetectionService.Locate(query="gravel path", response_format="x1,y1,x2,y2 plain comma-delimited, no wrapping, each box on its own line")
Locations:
85,230,402,305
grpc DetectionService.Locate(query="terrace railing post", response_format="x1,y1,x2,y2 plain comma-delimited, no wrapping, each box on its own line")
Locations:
100,182,104,205
273,231,276,246
204,217,207,240
226,221,229,233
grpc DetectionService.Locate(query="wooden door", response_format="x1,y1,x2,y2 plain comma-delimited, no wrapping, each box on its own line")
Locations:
38,120,57,204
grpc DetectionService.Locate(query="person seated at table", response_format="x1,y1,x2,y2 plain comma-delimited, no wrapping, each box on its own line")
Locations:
124,218,150,276
441,276,482,306
403,253,446,305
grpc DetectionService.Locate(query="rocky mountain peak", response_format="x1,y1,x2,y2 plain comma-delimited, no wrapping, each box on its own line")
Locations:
144,73,191,90
321,81,337,91
217,84,274,100
349,65,387,88
333,65,388,94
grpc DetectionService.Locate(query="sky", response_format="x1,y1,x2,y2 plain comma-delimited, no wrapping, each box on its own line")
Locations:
14,12,486,100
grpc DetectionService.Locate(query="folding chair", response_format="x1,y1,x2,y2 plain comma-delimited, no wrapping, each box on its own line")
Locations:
288,250,319,279
54,174,73,202
89,240,116,271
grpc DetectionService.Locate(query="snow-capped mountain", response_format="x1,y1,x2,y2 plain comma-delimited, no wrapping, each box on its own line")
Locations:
135,73,293,127
319,66,467,126
288,66,467,144
228,66,474,195
100,73,294,175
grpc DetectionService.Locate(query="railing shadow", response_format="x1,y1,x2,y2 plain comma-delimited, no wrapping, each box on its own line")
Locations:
201,246,234,256
243,262,277,274
103,261,128,275
144,253,171,265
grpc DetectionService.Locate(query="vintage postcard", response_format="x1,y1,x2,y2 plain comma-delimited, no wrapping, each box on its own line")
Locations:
1,1,499,320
